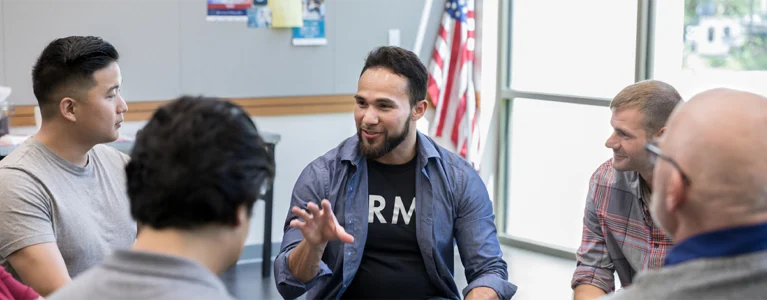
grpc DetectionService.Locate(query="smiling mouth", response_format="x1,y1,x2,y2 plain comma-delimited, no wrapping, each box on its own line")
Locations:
361,129,381,139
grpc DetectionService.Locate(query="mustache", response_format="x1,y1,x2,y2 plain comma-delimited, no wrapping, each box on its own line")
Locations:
359,126,383,133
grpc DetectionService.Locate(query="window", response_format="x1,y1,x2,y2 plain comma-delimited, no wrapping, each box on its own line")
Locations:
510,0,638,99
505,98,613,251
499,0,767,258
499,0,640,255
653,0,767,99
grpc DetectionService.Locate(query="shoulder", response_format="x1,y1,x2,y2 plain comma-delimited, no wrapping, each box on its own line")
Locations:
420,135,479,177
91,144,129,169
0,166,45,196
0,139,44,170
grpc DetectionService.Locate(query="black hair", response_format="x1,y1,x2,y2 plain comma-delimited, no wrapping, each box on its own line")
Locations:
126,96,275,230
360,46,428,107
32,36,119,118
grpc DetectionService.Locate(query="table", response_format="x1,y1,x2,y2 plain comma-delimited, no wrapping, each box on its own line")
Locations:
0,132,281,278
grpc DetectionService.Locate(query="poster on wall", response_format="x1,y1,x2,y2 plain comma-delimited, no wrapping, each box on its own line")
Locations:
292,0,327,46
247,5,272,28
207,0,252,22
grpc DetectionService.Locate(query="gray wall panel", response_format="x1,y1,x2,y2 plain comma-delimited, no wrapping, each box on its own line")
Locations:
178,0,335,97
1,0,439,104
2,0,181,105
332,0,427,94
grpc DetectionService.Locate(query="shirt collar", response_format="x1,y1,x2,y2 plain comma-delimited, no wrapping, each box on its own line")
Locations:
339,131,440,165
664,222,767,266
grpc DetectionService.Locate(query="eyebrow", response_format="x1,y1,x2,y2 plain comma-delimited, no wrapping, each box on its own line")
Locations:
354,95,396,105
106,84,120,94
615,128,634,138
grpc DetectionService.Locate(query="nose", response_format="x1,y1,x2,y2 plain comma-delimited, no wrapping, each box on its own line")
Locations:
117,94,128,114
362,107,378,126
605,132,619,150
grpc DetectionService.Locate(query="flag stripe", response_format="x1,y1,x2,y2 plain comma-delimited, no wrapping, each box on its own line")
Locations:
427,0,482,170
435,19,463,137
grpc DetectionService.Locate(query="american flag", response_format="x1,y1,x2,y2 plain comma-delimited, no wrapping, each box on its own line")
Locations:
427,0,481,169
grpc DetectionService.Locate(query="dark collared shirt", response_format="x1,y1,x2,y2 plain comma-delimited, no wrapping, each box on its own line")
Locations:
665,222,767,266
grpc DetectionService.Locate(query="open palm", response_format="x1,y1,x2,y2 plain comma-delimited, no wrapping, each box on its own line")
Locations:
290,199,354,246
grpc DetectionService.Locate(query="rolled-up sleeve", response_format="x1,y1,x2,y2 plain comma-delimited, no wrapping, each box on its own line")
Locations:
571,179,615,293
455,170,517,300
274,162,333,299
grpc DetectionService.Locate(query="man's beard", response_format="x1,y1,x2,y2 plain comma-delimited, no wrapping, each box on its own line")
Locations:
358,116,411,160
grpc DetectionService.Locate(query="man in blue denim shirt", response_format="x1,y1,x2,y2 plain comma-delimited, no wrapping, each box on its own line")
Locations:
274,46,516,300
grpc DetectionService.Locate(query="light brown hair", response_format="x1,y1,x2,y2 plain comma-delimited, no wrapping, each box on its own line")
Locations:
610,80,683,135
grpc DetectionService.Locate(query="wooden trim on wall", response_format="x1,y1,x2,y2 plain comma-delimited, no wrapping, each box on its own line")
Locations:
9,94,355,127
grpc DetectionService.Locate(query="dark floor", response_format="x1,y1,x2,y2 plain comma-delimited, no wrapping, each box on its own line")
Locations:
219,245,576,300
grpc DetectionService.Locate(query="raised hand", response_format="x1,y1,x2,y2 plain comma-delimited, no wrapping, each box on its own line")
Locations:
289,199,354,247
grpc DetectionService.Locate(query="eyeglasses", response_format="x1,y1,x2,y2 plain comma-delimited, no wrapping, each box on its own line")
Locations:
645,142,691,186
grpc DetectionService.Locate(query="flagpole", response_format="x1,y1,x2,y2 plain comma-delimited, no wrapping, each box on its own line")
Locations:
413,0,434,56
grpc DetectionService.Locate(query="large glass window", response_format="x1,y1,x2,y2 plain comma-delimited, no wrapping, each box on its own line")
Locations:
500,0,641,254
510,0,638,99
505,98,613,251
653,0,767,98
500,0,767,257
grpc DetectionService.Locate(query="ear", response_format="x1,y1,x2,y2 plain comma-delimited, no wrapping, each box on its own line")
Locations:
233,204,250,228
665,168,687,213
654,127,666,139
59,97,78,122
411,99,429,121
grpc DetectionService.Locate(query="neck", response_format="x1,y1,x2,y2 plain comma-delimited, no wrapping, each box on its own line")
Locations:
639,168,654,191
673,206,767,243
34,121,93,167
376,129,417,165
131,226,234,275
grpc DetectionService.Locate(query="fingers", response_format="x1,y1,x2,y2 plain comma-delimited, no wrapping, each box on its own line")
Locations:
289,219,306,230
321,199,332,212
336,226,354,244
306,202,322,218
291,206,313,222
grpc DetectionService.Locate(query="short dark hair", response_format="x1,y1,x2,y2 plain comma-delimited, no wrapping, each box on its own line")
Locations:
126,96,275,230
360,46,428,107
610,80,684,135
32,36,119,118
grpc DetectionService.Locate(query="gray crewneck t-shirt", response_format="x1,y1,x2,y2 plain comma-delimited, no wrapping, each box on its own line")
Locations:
0,138,137,280
47,250,236,300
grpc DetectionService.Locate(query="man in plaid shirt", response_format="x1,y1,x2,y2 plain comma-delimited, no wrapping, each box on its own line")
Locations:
571,80,684,300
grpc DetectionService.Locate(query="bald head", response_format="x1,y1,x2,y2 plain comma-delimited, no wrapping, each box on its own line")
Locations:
655,88,767,238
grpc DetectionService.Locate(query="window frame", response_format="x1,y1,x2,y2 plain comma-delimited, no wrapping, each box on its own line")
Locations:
495,0,656,260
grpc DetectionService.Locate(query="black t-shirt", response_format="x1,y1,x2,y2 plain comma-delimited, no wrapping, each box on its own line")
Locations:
341,156,444,299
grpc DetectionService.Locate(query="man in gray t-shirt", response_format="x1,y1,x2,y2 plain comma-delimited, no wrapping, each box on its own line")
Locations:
0,139,136,279
0,36,136,296
47,96,275,300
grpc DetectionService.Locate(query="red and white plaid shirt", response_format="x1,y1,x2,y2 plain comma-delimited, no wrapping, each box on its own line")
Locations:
571,159,674,292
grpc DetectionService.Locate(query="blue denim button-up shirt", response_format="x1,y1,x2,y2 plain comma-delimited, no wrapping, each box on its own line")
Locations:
274,132,517,300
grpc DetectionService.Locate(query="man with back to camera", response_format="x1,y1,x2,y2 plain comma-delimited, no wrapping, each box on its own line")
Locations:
274,46,517,300
571,80,683,300
0,36,136,296
46,96,275,300
600,88,767,299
